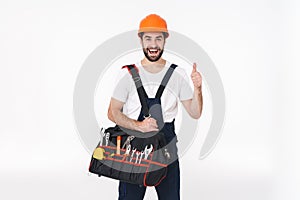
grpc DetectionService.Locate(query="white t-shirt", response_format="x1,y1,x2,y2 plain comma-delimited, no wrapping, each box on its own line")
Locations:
112,61,193,122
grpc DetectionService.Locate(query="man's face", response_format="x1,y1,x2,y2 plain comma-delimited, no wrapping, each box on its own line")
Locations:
141,32,165,62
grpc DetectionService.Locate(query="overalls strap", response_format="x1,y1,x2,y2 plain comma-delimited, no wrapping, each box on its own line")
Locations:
155,64,178,98
122,63,178,117
122,64,150,117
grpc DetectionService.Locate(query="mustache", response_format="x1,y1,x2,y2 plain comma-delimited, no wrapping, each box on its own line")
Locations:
144,47,161,51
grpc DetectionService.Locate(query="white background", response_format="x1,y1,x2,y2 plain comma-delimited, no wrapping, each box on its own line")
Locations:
0,0,299,199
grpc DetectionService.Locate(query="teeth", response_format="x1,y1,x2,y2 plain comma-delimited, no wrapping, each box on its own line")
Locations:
148,49,158,54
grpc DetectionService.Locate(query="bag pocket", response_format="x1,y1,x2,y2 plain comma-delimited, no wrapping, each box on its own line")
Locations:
144,161,168,186
130,163,148,185
118,160,135,181
89,146,115,176
110,154,125,179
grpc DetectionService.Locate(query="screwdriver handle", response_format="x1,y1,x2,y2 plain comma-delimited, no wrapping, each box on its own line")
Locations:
116,136,121,155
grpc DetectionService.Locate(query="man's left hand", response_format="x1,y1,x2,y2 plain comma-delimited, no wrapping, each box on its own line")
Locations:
191,63,202,88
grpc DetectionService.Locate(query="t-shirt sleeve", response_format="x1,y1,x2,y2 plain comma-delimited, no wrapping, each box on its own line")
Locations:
178,68,193,101
111,70,131,103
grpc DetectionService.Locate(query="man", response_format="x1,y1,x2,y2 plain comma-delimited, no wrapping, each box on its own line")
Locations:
107,14,203,200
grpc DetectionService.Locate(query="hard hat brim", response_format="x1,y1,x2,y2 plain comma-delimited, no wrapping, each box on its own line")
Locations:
138,27,169,37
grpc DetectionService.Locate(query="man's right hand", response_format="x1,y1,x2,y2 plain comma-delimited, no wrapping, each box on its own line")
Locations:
108,98,159,133
136,117,159,133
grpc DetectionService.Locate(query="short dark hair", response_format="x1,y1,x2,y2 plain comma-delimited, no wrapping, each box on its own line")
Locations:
138,32,168,39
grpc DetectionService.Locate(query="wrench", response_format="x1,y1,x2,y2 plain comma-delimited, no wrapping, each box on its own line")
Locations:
105,132,110,146
129,148,137,162
135,151,141,164
139,151,144,164
143,144,153,160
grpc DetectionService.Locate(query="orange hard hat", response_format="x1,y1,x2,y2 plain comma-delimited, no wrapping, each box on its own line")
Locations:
138,14,169,38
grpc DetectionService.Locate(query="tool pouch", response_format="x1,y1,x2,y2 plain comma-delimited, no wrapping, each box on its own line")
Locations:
88,126,168,186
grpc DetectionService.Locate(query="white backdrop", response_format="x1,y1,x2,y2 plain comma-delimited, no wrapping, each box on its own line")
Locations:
0,0,299,199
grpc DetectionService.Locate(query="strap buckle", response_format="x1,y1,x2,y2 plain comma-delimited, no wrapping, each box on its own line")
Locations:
143,114,151,119
133,76,141,83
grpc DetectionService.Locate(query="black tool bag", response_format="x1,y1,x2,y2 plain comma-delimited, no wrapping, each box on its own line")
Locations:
89,64,178,186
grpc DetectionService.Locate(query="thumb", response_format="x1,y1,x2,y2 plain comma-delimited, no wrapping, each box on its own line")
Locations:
192,63,197,73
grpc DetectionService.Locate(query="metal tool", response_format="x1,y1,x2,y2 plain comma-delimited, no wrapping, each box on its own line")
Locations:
164,148,171,160
125,144,131,155
135,151,141,164
99,127,105,146
129,148,136,162
105,132,110,146
122,136,135,149
138,151,144,164
143,144,153,160
123,144,131,161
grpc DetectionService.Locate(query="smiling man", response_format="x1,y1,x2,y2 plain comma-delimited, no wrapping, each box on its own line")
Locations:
141,33,165,62
108,14,203,200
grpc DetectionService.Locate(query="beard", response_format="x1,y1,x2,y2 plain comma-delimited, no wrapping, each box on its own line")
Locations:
143,47,164,62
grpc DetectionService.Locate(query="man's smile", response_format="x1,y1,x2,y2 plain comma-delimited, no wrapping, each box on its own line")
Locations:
147,48,160,57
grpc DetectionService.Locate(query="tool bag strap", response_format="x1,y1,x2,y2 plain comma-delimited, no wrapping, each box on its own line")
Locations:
122,64,150,118
155,64,178,98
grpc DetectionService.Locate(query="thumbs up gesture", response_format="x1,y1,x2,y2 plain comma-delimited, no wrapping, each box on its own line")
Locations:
191,63,202,88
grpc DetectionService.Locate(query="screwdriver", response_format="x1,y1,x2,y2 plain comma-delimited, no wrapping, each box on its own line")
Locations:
116,136,121,155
